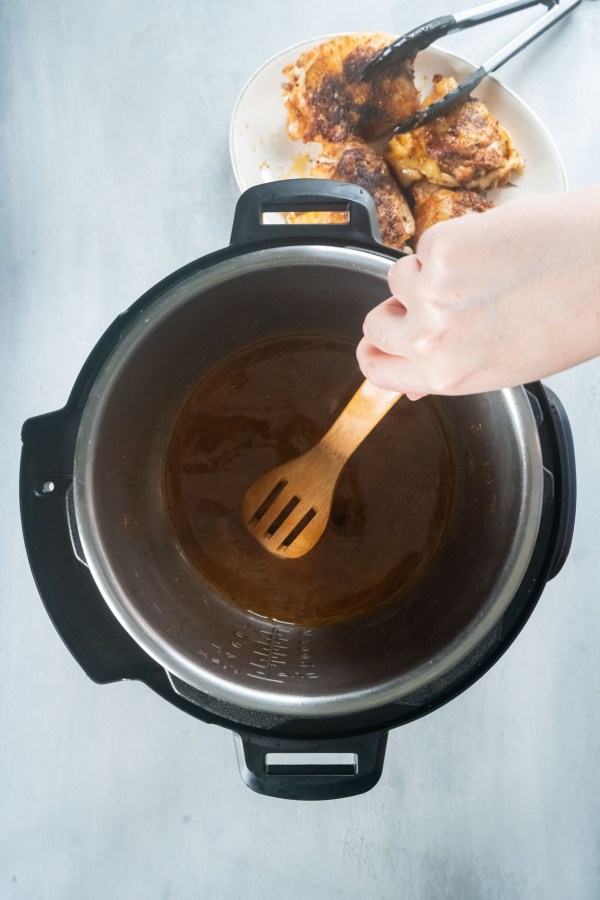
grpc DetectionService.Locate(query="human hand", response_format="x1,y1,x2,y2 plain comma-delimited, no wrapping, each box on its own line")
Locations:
357,186,600,398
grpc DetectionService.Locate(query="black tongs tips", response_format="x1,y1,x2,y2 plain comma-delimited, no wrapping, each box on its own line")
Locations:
363,0,582,133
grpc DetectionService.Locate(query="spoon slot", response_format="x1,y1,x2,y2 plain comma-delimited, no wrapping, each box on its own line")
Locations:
279,508,318,552
265,496,301,537
251,479,287,522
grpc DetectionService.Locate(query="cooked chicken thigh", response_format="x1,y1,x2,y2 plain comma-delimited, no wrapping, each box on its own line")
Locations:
289,142,415,251
283,33,419,144
386,76,524,191
411,181,493,243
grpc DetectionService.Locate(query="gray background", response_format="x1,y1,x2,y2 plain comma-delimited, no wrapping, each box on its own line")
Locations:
2,1,600,898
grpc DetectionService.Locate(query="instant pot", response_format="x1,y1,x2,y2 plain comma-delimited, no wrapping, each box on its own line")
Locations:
20,180,576,800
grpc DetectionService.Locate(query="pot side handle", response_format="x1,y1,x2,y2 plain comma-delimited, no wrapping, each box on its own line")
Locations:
20,409,158,683
233,729,388,801
229,179,383,248
542,386,577,581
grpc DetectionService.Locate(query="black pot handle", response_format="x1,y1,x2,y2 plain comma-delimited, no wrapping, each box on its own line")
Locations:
229,179,382,247
233,729,388,800
20,408,157,683
541,386,577,580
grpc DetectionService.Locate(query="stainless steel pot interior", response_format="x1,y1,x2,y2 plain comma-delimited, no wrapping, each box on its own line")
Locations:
73,245,543,717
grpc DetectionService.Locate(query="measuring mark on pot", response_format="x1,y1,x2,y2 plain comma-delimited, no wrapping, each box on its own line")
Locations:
288,629,319,680
248,626,290,683
200,629,251,675
247,626,319,683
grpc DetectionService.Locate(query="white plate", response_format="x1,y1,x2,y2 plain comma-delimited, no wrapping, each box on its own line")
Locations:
229,34,567,204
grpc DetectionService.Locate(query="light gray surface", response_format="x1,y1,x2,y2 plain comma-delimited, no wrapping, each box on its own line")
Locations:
2,1,599,898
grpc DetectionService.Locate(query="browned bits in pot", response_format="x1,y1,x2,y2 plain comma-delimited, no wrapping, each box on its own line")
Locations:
164,335,455,627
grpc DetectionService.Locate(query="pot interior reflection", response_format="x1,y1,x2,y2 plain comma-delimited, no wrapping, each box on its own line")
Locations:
164,334,456,627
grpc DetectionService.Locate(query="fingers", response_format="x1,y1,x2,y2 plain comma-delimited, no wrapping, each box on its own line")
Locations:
362,297,407,356
363,254,423,357
388,252,422,308
356,337,427,397
358,255,427,395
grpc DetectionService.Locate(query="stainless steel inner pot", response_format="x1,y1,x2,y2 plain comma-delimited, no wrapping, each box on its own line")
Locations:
73,244,544,717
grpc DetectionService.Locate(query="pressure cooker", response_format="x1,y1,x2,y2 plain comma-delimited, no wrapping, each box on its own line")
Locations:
20,180,576,800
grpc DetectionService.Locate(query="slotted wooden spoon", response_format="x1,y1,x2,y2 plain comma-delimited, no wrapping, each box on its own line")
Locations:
242,380,402,559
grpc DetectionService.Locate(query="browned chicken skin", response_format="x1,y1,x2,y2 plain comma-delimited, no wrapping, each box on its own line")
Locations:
283,33,419,144
282,38,524,252
411,181,493,243
289,141,415,251
386,75,524,190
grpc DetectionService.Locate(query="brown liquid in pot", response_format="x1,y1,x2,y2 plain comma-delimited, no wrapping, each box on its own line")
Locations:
164,335,455,626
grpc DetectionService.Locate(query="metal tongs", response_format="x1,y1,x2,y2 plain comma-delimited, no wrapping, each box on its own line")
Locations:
362,0,582,133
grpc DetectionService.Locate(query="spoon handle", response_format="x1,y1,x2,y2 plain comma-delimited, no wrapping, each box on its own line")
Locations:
320,380,402,465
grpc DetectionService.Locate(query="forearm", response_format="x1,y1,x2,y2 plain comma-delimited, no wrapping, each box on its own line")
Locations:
494,183,600,378
552,184,600,367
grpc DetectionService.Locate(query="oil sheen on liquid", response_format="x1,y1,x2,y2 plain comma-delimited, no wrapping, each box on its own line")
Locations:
164,335,455,627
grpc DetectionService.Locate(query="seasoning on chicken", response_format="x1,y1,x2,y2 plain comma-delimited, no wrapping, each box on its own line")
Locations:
283,33,419,144
289,142,415,251
386,75,524,191
411,181,493,243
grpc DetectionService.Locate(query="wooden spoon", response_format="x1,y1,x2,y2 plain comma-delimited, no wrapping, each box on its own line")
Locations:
242,379,402,559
